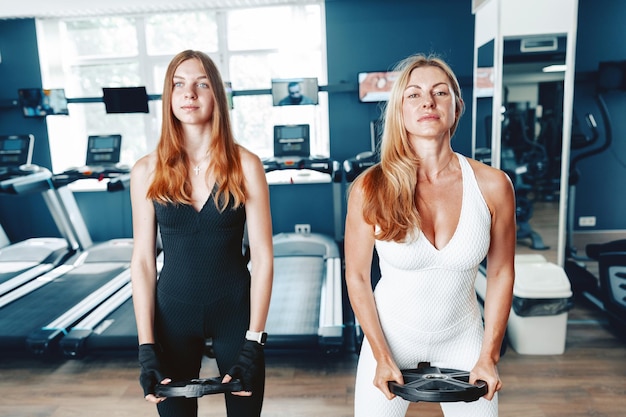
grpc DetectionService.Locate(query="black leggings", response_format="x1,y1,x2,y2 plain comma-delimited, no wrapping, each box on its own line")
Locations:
154,286,265,417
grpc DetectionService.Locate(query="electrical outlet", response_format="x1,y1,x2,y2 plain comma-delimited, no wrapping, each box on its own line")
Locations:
578,216,596,227
295,224,311,234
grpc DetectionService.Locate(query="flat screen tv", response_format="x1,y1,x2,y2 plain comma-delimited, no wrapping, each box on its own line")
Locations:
357,71,400,102
18,88,69,117
102,86,149,114
271,78,318,106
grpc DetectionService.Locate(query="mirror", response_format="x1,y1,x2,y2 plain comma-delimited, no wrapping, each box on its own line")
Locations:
500,35,567,264
474,39,495,166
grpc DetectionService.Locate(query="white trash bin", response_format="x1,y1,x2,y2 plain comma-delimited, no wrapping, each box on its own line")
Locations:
507,254,573,355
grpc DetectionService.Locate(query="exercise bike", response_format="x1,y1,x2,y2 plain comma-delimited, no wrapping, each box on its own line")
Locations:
563,66,626,336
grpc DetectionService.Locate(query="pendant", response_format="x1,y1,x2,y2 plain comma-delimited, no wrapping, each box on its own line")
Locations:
194,165,200,175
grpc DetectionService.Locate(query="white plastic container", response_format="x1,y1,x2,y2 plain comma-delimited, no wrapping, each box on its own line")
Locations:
507,255,573,355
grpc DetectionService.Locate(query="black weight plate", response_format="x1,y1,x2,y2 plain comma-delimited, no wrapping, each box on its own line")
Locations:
388,364,487,403
155,377,243,398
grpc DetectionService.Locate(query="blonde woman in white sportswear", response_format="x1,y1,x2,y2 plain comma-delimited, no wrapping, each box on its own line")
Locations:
344,53,515,417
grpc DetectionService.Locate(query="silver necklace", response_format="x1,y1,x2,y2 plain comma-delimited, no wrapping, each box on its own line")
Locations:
193,165,201,175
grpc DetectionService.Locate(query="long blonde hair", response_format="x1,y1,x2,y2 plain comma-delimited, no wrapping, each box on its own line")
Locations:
353,53,465,242
147,50,245,211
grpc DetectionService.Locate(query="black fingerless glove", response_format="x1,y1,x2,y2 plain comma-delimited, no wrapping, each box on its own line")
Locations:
138,343,166,397
226,340,264,392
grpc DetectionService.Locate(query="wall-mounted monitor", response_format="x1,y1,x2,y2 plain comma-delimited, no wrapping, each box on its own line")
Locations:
18,88,69,117
273,124,310,157
357,71,400,102
271,78,318,106
85,134,122,166
102,86,149,114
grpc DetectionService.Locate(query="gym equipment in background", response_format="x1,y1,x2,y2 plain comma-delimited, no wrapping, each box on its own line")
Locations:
59,252,163,358
255,125,346,352
499,102,550,250
0,134,134,355
563,61,626,334
264,232,344,351
388,363,487,403
0,134,75,298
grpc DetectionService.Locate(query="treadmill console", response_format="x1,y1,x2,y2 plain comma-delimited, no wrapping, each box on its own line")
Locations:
53,134,128,187
273,124,310,158
85,134,122,167
0,134,36,179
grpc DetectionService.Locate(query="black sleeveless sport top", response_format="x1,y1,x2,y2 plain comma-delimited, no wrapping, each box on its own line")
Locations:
154,191,249,305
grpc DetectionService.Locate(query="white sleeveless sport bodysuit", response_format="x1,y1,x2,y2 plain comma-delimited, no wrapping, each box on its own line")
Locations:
354,153,497,417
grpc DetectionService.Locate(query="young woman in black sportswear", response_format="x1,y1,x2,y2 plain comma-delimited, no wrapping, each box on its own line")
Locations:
130,49,273,417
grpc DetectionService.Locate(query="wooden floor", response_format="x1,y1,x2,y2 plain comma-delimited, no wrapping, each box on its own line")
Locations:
0,298,624,417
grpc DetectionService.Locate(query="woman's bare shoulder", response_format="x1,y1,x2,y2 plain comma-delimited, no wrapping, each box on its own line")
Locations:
465,156,514,209
131,151,157,180
466,157,511,186
237,145,264,171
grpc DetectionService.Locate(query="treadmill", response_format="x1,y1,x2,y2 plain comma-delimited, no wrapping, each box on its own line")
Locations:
0,134,75,298
261,124,345,352
0,134,133,355
59,251,163,358
265,232,343,351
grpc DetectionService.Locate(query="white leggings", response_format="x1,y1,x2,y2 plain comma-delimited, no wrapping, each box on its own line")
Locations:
354,316,498,417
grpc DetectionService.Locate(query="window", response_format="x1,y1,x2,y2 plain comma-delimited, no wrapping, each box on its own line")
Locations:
37,2,327,173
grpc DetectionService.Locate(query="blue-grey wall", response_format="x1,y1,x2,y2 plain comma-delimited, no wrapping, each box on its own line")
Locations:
0,19,59,240
571,0,626,233
325,0,475,162
316,0,475,239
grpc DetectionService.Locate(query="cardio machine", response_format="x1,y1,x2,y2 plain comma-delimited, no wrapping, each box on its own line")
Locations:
564,61,626,335
0,134,75,298
261,124,345,352
0,134,134,355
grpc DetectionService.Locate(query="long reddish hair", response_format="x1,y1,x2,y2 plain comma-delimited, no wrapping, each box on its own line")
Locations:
147,50,245,211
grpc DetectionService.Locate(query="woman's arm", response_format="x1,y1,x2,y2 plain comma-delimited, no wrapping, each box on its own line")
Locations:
472,160,516,400
344,181,403,399
129,154,159,345
241,149,273,334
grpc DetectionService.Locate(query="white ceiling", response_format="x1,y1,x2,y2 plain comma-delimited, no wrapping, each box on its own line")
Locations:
0,0,310,19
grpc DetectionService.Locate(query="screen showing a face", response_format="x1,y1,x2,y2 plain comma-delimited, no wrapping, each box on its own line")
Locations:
271,78,319,106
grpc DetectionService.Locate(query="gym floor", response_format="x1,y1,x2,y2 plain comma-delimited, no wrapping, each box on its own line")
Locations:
0,297,624,417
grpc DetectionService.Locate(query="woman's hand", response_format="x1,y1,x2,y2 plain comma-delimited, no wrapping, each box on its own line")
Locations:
470,356,502,401
223,340,264,396
138,343,170,403
373,356,404,400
